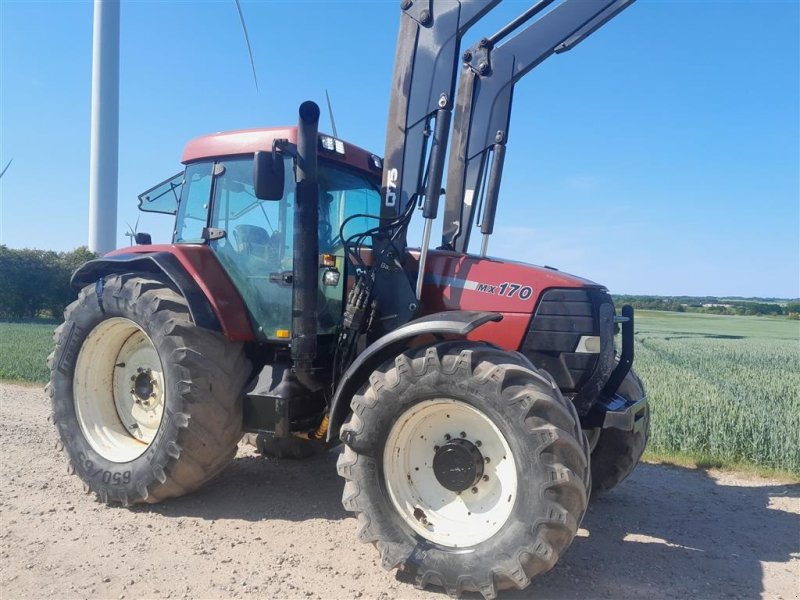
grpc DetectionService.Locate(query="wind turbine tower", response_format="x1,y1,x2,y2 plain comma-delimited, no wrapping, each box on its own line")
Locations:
88,0,120,255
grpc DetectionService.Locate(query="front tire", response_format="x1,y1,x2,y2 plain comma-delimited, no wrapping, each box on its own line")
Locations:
48,274,251,505
337,341,590,599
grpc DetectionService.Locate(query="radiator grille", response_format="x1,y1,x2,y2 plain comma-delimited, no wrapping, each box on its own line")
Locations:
522,288,613,394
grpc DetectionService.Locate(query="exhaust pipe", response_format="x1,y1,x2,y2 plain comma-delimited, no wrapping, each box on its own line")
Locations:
292,101,321,390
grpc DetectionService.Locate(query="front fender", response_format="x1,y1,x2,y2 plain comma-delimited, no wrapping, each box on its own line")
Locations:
71,246,255,341
326,310,501,442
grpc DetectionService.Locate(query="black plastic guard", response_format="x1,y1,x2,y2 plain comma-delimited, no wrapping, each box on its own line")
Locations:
603,304,634,397
325,310,502,443
70,252,222,333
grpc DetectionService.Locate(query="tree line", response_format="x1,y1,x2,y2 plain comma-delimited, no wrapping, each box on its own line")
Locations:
2,245,797,321
0,246,96,319
612,294,800,319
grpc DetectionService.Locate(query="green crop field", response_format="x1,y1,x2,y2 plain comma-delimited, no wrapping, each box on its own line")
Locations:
0,321,57,383
633,311,800,476
2,311,798,475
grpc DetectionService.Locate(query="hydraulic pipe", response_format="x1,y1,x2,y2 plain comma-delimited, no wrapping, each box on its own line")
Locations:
479,142,506,257
416,106,451,301
422,107,451,220
292,101,321,389
416,220,433,301
487,0,557,46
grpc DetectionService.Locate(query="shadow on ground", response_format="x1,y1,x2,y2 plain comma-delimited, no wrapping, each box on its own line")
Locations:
137,451,799,599
133,447,348,522
522,463,799,599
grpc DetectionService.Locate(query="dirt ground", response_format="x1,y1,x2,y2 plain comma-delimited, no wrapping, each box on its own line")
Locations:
1,382,798,600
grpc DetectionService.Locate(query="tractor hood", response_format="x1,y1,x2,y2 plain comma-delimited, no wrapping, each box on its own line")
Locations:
413,248,604,350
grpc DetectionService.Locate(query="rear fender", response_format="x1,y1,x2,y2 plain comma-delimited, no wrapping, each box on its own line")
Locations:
326,310,501,442
71,248,256,341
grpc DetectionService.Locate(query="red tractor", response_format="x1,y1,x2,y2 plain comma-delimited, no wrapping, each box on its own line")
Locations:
49,1,648,597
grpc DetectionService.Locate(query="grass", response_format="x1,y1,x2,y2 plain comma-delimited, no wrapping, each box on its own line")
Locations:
0,320,58,384
634,310,800,476
643,450,800,483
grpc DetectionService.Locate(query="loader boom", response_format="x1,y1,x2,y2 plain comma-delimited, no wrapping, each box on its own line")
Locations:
441,0,635,254
373,0,501,316
380,0,501,224
372,0,635,326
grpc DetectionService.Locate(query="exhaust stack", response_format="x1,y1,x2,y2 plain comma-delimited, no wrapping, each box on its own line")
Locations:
292,101,321,388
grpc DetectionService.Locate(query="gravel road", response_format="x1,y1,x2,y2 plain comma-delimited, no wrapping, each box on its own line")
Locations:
1,382,798,599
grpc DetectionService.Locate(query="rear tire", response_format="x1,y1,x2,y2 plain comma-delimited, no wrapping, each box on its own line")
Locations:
588,368,649,493
48,274,251,505
337,341,590,599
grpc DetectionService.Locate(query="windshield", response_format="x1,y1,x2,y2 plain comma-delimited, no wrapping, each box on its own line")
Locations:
318,165,381,251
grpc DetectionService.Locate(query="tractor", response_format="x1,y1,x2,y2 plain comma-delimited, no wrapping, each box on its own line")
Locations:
48,1,649,597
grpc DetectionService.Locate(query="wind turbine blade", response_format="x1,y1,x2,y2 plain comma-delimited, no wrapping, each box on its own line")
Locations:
234,0,259,92
325,90,339,138
0,159,13,180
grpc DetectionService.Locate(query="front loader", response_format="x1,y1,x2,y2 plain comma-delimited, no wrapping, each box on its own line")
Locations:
48,1,648,597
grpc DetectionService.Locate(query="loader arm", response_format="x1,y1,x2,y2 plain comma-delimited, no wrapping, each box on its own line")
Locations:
441,0,635,254
374,0,500,330
380,0,501,225
367,0,502,332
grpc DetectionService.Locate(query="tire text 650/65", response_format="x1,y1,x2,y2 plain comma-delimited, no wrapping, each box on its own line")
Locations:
78,452,132,485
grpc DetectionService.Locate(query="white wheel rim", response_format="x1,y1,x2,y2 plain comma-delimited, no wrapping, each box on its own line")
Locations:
74,317,165,463
383,399,518,548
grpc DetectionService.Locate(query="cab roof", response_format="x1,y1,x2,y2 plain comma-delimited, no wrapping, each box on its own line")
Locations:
181,126,381,178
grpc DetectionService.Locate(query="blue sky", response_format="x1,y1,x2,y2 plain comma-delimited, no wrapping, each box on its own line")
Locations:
1,0,798,297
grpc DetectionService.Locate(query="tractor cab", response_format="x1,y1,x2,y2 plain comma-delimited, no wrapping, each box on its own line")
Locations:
138,127,382,342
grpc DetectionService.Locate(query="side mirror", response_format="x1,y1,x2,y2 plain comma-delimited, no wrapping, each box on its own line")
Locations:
254,150,285,200
134,232,152,245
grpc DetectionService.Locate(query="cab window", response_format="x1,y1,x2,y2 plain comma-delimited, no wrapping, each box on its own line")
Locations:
174,163,213,242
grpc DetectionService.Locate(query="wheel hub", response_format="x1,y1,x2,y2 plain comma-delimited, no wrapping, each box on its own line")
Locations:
132,369,156,405
383,399,518,547
432,438,484,492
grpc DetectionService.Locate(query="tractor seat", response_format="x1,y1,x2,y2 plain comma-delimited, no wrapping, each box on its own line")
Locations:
234,224,270,259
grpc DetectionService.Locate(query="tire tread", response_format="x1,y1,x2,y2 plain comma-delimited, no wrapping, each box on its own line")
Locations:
337,341,590,599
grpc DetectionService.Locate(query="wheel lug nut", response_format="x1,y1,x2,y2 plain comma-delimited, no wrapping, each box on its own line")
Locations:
484,457,491,464
460,431,466,438
475,440,482,447
434,445,440,451
444,434,451,441
471,487,478,494
137,368,143,373
150,392,156,398
130,388,135,394
482,475,489,482
130,375,135,381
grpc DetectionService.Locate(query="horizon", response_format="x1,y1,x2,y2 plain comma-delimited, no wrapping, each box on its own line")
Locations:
1,1,798,298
